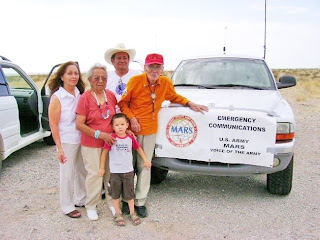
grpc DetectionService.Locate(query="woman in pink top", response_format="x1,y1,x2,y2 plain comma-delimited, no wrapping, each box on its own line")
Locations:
76,63,117,221
48,61,87,218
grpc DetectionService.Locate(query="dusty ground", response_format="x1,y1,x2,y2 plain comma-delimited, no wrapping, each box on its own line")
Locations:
0,90,319,240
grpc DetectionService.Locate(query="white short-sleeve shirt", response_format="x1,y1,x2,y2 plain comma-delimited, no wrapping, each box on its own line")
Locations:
107,69,141,112
52,87,81,144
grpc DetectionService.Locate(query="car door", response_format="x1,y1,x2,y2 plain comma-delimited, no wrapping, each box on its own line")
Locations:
40,64,62,145
0,65,19,162
0,61,51,161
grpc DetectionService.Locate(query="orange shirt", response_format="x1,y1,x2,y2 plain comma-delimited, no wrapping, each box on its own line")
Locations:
119,72,189,135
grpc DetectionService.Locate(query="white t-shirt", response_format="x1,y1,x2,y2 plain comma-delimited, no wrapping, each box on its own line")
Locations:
103,133,140,173
52,87,81,144
107,69,141,103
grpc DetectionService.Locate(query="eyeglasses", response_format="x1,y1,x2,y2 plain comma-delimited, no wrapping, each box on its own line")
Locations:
92,76,107,81
146,65,163,71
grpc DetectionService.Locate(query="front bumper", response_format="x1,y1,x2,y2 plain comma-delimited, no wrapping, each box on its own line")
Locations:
152,152,294,176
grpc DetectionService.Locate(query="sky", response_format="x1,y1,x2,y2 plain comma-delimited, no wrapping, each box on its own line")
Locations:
1,0,319,74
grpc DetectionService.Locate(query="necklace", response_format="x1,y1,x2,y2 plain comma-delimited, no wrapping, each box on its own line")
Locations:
116,78,126,95
93,90,110,119
148,83,157,119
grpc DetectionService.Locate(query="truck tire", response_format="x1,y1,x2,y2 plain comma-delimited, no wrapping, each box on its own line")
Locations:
151,166,168,184
43,135,55,145
267,156,293,195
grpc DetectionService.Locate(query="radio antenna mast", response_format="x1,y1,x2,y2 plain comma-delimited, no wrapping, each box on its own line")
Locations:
155,33,158,52
263,0,267,59
223,26,227,54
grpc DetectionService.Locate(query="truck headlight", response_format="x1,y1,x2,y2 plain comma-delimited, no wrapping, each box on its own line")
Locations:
276,122,295,143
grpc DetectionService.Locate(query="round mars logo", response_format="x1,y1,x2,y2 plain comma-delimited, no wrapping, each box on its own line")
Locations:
166,115,198,148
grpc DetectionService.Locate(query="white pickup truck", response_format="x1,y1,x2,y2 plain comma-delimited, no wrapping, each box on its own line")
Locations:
151,56,296,195
0,56,54,169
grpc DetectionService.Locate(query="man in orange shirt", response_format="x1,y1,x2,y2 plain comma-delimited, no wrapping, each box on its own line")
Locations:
118,53,208,218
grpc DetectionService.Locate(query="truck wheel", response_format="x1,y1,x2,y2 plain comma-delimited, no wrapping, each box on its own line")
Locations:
43,135,55,145
151,166,168,184
267,156,293,195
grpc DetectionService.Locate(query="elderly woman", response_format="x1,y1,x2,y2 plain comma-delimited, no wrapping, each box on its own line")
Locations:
76,63,117,221
48,61,87,218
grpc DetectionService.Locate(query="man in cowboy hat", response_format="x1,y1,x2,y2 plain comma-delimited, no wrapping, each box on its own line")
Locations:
119,53,208,218
104,43,141,110
102,43,141,216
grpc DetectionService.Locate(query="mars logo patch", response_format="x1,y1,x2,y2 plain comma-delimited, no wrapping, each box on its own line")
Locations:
166,115,198,147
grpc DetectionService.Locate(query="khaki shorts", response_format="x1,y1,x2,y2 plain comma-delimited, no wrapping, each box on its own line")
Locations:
109,171,134,200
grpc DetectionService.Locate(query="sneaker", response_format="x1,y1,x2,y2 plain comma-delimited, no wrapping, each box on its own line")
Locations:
87,210,98,221
101,189,106,199
135,205,148,218
121,201,130,215
109,206,116,216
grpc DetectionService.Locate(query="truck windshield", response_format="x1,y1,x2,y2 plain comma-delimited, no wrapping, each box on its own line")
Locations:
172,58,275,90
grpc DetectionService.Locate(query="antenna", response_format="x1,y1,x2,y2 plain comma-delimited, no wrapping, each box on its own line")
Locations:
155,34,158,52
263,0,267,59
223,26,227,54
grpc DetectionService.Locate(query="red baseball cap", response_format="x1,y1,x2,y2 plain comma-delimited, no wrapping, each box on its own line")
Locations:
145,53,164,66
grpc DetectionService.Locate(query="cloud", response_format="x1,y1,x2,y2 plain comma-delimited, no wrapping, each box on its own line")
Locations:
270,5,308,15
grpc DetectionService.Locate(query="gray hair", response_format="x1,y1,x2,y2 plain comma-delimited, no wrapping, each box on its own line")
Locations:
87,63,107,80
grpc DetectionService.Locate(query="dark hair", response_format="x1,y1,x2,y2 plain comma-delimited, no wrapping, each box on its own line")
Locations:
48,61,85,96
112,113,129,124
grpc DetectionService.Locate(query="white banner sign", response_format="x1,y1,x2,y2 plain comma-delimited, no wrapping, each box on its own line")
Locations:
155,107,277,167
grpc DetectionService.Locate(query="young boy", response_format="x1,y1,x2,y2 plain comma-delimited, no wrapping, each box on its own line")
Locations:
99,113,151,226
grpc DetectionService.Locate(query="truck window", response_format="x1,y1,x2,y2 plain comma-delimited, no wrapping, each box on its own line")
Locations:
0,67,10,96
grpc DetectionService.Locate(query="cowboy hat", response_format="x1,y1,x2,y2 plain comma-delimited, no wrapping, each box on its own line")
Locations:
104,43,136,65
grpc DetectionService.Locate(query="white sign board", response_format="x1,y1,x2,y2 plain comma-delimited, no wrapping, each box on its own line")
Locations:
155,107,277,167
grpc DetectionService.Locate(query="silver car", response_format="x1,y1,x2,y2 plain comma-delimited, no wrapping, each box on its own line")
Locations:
0,56,54,169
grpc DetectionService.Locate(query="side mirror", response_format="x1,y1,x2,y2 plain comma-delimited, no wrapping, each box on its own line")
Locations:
277,75,297,89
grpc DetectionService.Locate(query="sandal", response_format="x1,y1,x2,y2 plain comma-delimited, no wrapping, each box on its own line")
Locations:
66,210,81,218
129,212,141,226
114,215,126,226
75,205,85,208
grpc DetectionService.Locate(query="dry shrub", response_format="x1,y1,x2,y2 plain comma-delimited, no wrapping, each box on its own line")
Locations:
272,68,320,101
30,74,89,89
163,71,173,77
30,69,319,102
30,74,47,89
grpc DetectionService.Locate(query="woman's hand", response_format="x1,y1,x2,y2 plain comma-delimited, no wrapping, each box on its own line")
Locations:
100,132,116,145
58,149,67,164
99,168,105,177
126,129,136,138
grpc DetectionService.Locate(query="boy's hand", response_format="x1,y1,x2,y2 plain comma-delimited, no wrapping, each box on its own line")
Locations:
144,160,152,170
99,168,105,177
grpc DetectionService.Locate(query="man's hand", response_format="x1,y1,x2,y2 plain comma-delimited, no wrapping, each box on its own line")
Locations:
187,101,209,114
130,117,141,133
144,160,152,170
